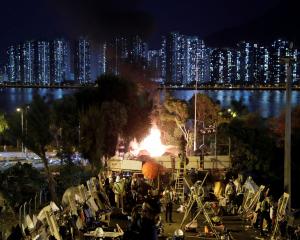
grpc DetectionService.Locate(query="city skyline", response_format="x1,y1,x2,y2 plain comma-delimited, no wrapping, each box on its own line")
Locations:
1,34,299,86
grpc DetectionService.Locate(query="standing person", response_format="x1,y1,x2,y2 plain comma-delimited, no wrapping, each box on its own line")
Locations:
140,199,161,240
131,177,138,203
163,186,173,223
234,175,244,208
260,195,272,236
225,179,236,203
113,176,125,212
124,198,161,240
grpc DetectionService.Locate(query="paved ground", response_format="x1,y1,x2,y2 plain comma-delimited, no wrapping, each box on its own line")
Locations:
162,206,267,240
111,204,265,240
162,206,264,239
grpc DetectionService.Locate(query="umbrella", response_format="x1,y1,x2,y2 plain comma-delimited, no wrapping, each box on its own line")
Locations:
142,161,160,180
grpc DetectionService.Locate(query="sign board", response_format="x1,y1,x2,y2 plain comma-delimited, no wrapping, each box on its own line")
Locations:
278,192,289,216
108,159,142,171
271,192,289,239
108,159,122,171
121,160,142,171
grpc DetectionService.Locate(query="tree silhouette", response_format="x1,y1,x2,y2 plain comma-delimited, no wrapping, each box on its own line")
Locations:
80,101,127,172
7,95,57,202
51,95,79,165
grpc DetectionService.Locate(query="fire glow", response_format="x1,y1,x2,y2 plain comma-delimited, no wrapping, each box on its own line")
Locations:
130,126,167,157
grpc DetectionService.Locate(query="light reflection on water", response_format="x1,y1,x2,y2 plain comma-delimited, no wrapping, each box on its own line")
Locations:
0,88,77,114
0,88,300,117
166,89,300,118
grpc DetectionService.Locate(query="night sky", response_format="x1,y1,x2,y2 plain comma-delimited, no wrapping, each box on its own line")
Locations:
0,0,295,62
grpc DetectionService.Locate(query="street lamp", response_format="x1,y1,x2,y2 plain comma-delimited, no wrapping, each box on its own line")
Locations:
16,108,24,153
16,106,29,156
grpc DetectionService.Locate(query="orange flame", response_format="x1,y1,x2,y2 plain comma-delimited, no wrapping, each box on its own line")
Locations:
130,126,167,157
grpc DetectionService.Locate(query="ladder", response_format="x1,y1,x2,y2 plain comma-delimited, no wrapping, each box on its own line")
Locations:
194,195,221,240
179,174,221,240
242,185,265,216
175,161,185,203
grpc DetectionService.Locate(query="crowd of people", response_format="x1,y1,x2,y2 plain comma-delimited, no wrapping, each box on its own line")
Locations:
2,169,299,240
211,174,299,239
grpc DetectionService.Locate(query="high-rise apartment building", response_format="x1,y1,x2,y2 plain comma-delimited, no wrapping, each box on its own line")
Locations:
21,41,35,84
147,49,162,81
210,48,237,84
292,48,300,83
164,33,208,85
105,37,128,75
257,46,270,84
160,36,166,81
7,46,16,83
129,35,148,62
236,42,271,84
7,45,21,83
237,42,255,84
98,43,107,76
35,41,50,85
165,32,180,85
186,36,199,84
0,66,8,83
74,38,91,84
269,39,291,84
50,39,71,84
199,41,211,83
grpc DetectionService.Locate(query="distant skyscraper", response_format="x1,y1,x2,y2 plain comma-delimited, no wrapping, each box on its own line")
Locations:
105,37,127,75
35,41,50,85
293,48,300,83
21,41,35,84
210,48,237,84
130,35,148,62
237,42,255,84
227,49,238,84
165,32,186,85
257,46,270,84
147,49,162,81
7,46,16,83
50,39,70,84
210,49,225,84
0,66,8,83
90,42,107,80
269,39,291,84
160,36,166,81
165,32,177,85
7,45,21,83
164,32,209,85
74,38,91,84
186,36,201,84
98,43,107,75
199,41,210,83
